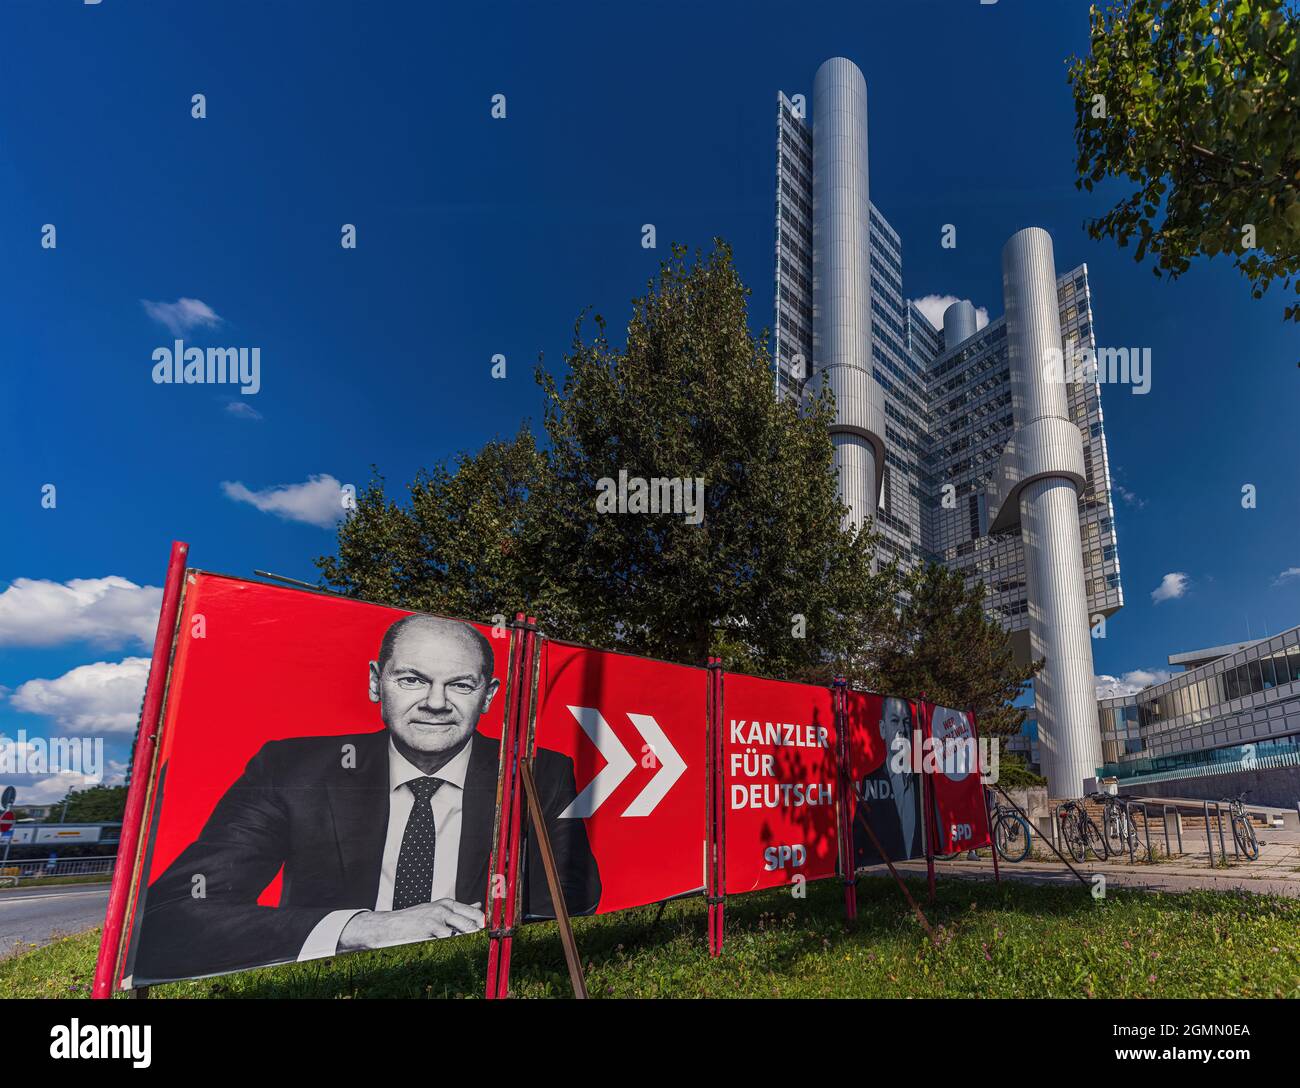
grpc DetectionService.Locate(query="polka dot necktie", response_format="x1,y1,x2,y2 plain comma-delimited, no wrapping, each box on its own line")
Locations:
393,777,444,910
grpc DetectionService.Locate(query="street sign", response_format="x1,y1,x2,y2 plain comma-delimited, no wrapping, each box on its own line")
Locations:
0,786,15,810
0,810,14,835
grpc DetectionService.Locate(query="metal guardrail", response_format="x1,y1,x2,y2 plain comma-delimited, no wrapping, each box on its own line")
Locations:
0,856,116,881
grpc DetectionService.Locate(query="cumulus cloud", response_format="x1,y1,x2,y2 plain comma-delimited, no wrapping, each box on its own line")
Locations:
221,474,348,528
1273,567,1300,586
909,294,990,334
0,577,161,648
1095,668,1173,698
141,297,222,337
1151,572,1190,604
8,657,150,734
225,401,263,421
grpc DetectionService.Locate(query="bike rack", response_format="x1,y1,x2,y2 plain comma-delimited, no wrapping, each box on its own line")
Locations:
1204,800,1215,868
1121,799,1137,863
1167,803,1183,855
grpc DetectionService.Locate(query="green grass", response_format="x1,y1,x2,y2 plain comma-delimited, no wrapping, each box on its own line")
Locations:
3,876,1297,999
0,874,114,889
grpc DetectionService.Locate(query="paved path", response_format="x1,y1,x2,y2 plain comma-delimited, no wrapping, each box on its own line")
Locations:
870,832,1300,899
0,884,109,958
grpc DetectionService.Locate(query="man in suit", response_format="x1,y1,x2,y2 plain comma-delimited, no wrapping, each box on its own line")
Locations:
130,614,600,984
851,696,923,866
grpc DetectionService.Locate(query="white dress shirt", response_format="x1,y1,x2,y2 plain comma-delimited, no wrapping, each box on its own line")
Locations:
298,737,472,961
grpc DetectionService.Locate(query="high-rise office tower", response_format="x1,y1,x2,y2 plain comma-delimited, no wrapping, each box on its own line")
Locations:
773,57,1123,797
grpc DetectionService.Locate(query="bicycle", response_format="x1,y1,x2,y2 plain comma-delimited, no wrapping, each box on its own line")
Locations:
1057,799,1107,862
1089,792,1143,857
933,801,1033,863
1224,792,1260,860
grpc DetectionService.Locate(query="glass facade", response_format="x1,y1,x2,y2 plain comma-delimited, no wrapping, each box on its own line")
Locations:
1098,623,1300,778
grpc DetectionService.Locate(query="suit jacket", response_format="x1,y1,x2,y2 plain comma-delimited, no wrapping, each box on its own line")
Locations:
129,729,600,984
851,764,923,867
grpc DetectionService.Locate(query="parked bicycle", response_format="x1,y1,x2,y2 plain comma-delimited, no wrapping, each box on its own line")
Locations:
1224,792,1260,860
1057,798,1107,862
1089,792,1143,856
934,800,1034,863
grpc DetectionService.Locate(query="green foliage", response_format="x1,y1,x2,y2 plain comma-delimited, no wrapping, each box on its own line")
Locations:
54,785,126,823
872,563,1039,738
534,240,895,673
319,239,898,678
1068,0,1300,328
316,427,548,623
995,751,1049,789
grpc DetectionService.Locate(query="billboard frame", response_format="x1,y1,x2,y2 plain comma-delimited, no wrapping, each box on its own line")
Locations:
92,540,190,999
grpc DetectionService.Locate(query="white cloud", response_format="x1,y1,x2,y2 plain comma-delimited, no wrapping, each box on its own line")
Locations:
0,577,161,648
1095,668,1173,698
5,774,83,805
1115,483,1146,509
1273,567,1300,586
226,401,263,421
221,473,347,528
0,760,129,804
141,297,222,337
1151,572,1190,604
909,294,990,334
8,657,150,734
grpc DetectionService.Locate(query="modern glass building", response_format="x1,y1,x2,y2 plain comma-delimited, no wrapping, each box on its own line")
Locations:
1098,624,1300,787
773,58,1124,798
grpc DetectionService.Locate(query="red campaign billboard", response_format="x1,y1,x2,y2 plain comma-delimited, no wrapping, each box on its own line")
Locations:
120,573,599,986
532,641,707,914
723,674,839,894
843,691,926,866
923,704,992,854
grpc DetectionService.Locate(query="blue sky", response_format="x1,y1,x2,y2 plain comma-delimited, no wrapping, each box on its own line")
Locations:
2,0,1297,802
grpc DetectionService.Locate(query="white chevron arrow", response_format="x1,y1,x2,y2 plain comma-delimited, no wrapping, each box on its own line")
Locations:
558,706,686,818
558,706,636,819
622,712,687,817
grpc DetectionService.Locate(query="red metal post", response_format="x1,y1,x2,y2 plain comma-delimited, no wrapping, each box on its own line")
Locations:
706,657,726,956
485,613,533,998
917,696,937,905
833,678,856,922
92,540,189,999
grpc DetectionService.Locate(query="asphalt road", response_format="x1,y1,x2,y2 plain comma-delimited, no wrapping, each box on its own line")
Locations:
0,884,109,958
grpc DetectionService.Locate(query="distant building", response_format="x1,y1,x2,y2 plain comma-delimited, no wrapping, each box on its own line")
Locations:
1097,624,1300,803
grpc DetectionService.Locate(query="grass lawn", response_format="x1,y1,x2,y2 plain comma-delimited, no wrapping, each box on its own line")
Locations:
3,876,1297,999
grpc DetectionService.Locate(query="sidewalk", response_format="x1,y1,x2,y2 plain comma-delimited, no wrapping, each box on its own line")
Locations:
874,831,1300,899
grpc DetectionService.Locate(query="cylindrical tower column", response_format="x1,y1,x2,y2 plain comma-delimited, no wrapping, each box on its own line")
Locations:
1002,227,1102,798
942,299,978,350
810,57,884,533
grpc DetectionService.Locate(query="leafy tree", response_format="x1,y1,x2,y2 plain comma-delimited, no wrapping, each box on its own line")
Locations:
317,427,548,623
320,240,898,675
1068,0,1300,326
872,563,1039,740
533,240,896,672
996,752,1049,790
53,785,127,823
